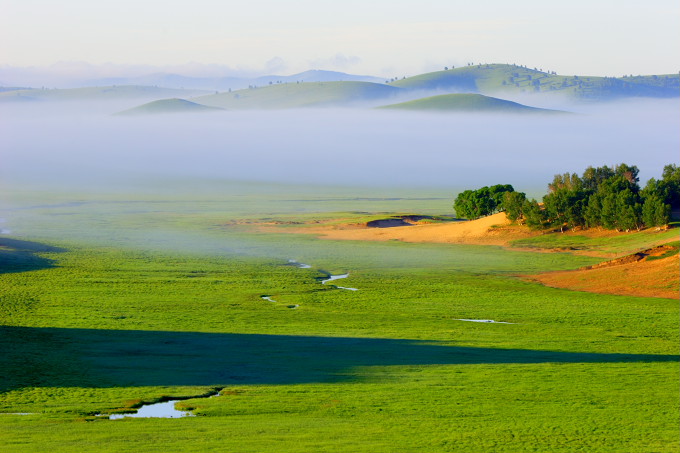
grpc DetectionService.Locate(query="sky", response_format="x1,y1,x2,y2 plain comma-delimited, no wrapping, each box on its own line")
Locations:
2,0,679,78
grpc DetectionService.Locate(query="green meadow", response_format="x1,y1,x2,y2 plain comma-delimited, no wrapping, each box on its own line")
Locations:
1,187,678,452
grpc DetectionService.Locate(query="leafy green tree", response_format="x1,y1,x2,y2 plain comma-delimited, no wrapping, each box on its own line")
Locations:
488,184,515,212
661,164,680,208
615,189,642,231
614,163,640,186
581,165,615,191
453,190,477,219
548,172,582,192
503,191,526,222
600,193,618,229
543,186,587,231
642,194,671,228
642,178,668,202
522,199,545,229
454,185,515,219
583,193,602,228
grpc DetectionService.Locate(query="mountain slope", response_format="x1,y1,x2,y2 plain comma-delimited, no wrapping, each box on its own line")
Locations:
194,81,404,109
378,93,564,114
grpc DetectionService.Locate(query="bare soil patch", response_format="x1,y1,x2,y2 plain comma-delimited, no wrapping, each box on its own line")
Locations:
526,248,679,299
277,213,538,247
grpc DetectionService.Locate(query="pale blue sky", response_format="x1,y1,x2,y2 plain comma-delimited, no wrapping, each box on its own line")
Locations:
2,0,678,77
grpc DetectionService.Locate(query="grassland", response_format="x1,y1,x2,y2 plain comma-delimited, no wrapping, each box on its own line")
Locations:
0,188,678,452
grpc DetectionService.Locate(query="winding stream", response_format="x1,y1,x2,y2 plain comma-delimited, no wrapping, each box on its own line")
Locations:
102,390,222,420
108,400,194,420
288,259,311,269
320,273,358,291
456,319,515,324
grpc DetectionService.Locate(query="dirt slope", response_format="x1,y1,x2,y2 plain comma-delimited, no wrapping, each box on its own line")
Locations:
526,247,679,299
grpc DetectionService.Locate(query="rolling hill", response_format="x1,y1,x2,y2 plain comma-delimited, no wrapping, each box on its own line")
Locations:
391,64,680,100
116,98,224,115
96,69,385,91
378,93,564,113
193,81,404,109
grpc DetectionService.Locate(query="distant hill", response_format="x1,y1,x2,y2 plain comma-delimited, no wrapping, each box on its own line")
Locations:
116,98,224,115
0,85,209,103
378,93,564,114
391,64,680,100
194,81,404,109
83,70,385,91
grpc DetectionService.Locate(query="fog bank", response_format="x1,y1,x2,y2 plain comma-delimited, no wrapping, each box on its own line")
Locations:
1,99,678,193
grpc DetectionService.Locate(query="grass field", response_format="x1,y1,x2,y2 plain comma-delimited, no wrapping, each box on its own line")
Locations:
1,188,678,452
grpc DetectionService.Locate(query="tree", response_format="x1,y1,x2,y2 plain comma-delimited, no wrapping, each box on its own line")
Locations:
453,184,514,219
661,164,680,208
522,199,545,229
503,191,526,222
615,189,642,231
600,193,618,229
582,165,615,191
488,184,515,212
614,163,640,186
548,172,581,192
453,190,476,219
642,194,671,228
583,193,602,228
543,187,587,232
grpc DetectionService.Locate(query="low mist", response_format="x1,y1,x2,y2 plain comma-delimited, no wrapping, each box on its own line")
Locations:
1,98,677,260
2,98,677,192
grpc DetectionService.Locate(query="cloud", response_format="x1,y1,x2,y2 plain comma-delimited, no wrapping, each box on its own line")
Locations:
307,53,362,71
265,57,288,74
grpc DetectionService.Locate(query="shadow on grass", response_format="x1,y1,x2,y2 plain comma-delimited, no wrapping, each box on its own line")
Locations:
0,238,65,274
1,326,677,393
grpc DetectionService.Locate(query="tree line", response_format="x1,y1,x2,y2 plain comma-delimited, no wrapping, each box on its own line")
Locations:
453,163,679,232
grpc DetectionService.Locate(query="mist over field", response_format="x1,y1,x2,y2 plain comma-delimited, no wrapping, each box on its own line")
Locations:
1,99,677,195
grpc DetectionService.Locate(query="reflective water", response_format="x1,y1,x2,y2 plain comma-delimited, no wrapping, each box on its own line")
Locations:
456,319,515,324
321,273,358,291
108,400,193,420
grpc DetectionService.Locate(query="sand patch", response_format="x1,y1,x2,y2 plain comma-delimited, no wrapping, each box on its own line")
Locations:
280,213,536,247
526,253,679,299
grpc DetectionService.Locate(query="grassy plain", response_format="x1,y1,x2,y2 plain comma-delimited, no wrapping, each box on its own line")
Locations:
1,186,678,452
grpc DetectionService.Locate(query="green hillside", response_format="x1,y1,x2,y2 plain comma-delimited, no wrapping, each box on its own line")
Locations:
391,64,680,100
378,93,564,114
116,98,223,115
194,81,403,109
0,85,209,103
